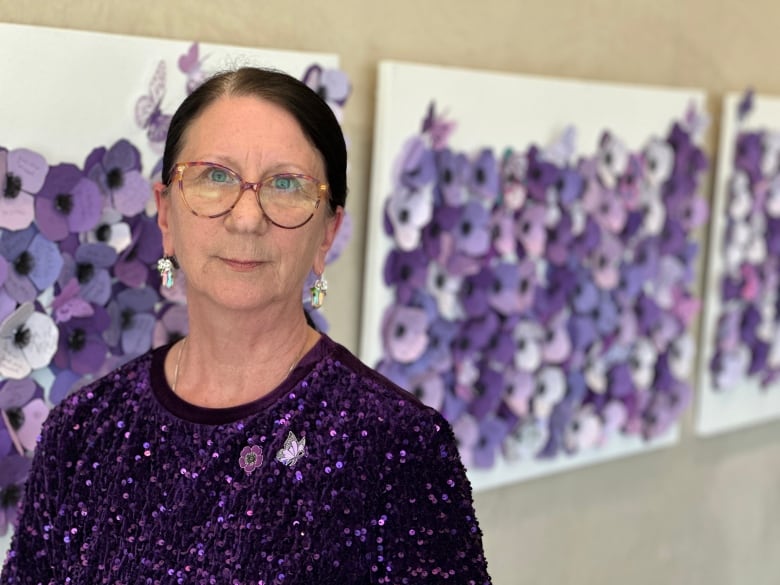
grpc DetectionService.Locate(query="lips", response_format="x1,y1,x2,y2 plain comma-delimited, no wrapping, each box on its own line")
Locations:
220,257,263,271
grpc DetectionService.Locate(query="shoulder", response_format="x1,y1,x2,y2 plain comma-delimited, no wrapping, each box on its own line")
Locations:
42,347,163,442
311,335,454,444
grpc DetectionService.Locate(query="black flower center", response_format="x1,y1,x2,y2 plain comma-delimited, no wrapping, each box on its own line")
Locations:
13,250,34,276
95,224,112,242
5,407,24,430
4,173,21,199
67,328,87,351
394,323,406,339
398,209,410,224
76,262,95,284
106,168,124,189
475,168,486,185
14,326,31,348
55,193,74,215
399,265,412,281
443,168,453,184
120,309,135,330
167,331,184,345
0,484,22,508
413,386,424,400
461,221,472,236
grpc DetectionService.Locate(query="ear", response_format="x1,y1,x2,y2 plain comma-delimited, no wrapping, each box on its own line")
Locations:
154,182,175,256
313,206,345,275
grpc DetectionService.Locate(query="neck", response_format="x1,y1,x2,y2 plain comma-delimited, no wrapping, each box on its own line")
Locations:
172,299,317,408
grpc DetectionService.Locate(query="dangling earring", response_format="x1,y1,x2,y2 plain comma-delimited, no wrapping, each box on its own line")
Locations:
310,274,328,309
157,255,177,289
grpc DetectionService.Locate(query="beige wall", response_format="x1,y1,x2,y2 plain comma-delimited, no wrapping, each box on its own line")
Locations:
1,1,779,583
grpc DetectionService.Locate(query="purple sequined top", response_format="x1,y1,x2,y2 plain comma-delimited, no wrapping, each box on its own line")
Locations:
2,335,491,584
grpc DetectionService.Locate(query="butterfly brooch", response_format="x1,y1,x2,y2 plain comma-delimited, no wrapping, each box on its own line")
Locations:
275,431,306,468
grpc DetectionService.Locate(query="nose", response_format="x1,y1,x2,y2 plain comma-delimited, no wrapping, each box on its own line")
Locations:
226,182,268,231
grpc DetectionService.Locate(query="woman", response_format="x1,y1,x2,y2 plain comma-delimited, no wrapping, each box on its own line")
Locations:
1,68,491,584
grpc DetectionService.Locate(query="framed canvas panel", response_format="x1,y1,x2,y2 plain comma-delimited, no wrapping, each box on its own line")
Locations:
696,92,780,436
361,61,709,492
0,22,342,562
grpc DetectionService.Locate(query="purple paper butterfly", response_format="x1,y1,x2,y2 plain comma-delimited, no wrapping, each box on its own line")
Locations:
135,60,172,143
275,431,306,467
178,42,208,94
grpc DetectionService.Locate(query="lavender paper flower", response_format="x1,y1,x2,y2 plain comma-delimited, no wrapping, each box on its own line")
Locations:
34,163,103,241
85,139,151,217
0,147,49,232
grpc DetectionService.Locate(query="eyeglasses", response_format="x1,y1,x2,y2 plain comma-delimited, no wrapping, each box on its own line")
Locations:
172,161,328,229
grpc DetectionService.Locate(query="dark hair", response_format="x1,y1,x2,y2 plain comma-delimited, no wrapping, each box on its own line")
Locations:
162,67,347,213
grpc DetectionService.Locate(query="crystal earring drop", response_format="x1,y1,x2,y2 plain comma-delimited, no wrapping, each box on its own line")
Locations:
310,274,328,309
157,255,176,289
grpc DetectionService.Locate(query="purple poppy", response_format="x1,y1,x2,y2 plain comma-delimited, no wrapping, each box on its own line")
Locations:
468,148,500,203
58,242,117,306
563,404,603,453
421,204,459,264
502,416,548,461
114,214,163,288
583,180,627,235
515,201,547,259
0,453,32,536
105,286,159,358
467,362,504,420
512,319,544,372
453,200,491,258
34,163,103,242
642,380,691,439
596,132,629,189
418,317,459,374
426,261,463,321
0,378,48,453
406,370,446,411
53,304,110,375
734,132,763,183
434,148,468,206
82,207,133,254
642,138,675,188
541,310,572,364
0,302,59,379
238,444,264,475
0,147,49,231
0,225,64,304
488,260,536,316
588,231,622,290
503,367,534,417
384,248,428,304
153,304,189,349
469,416,511,469
555,167,585,207
85,140,151,217
533,263,577,323
458,267,493,318
385,186,433,252
452,312,499,364
531,365,566,419
545,212,576,266
524,146,560,202
629,337,658,391
381,304,429,363
500,150,528,210
51,278,94,325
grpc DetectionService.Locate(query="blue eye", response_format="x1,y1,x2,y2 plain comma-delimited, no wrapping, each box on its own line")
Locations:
271,175,301,191
207,168,231,183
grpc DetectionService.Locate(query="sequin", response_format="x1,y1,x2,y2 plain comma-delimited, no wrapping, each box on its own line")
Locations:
2,335,491,584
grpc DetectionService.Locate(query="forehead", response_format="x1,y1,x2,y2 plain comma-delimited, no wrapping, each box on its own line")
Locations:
180,95,323,173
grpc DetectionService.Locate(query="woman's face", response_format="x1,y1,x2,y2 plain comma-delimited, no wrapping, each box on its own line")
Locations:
155,95,343,315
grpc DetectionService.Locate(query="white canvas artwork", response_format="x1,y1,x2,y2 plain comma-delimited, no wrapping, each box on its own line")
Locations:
362,61,709,492
696,92,780,436
0,21,338,564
